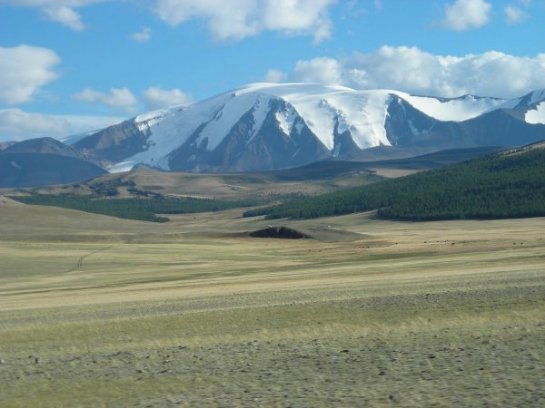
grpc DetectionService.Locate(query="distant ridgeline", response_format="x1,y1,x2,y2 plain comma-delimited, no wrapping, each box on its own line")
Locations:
244,147,545,221
12,195,260,222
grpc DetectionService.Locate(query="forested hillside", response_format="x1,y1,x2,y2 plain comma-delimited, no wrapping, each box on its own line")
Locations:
244,146,545,221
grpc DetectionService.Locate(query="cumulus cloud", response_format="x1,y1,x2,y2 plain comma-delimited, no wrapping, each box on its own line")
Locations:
41,5,84,30
0,0,107,30
293,57,342,84
284,46,545,98
130,27,152,42
261,0,335,43
73,87,138,113
4,0,337,40
0,108,123,141
264,69,288,83
143,87,193,110
0,45,60,105
153,0,337,42
442,0,492,31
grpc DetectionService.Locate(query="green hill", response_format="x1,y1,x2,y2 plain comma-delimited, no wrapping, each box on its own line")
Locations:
244,144,545,221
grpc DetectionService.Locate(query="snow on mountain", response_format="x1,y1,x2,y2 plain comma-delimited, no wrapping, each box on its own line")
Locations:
109,83,398,171
500,89,545,109
72,83,545,173
211,83,394,150
525,89,545,106
108,83,507,172
397,94,505,122
492,89,545,125
61,130,101,145
118,104,220,171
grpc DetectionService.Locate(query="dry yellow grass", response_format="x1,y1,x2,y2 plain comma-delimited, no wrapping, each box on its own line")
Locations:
1,197,544,406
366,167,421,178
19,167,374,200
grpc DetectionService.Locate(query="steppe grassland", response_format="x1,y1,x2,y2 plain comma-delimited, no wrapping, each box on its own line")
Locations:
1,197,544,406
31,168,374,200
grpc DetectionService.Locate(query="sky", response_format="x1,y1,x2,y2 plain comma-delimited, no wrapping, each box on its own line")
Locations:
1,0,545,141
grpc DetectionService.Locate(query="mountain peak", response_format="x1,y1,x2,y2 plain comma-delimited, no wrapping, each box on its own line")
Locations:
4,137,82,158
526,89,545,105
501,89,545,110
69,84,545,174
234,82,357,96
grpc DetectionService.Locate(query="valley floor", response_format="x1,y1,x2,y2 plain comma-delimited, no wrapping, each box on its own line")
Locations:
0,198,544,407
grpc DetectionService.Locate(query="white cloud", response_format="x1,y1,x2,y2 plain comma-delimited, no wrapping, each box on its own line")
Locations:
0,45,60,105
293,57,342,84
283,46,545,98
143,87,193,110
73,87,138,113
0,109,67,141
505,6,526,24
154,0,258,40
131,27,152,42
0,108,123,142
72,86,193,113
153,0,337,42
442,0,492,31
0,0,107,30
261,0,336,43
505,0,532,25
42,5,84,31
264,69,288,83
3,0,337,40
0,0,103,5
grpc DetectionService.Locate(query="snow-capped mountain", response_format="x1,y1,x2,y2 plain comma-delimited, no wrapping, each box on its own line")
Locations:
71,83,545,173
500,89,545,125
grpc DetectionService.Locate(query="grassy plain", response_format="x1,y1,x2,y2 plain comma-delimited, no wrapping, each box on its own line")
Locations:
21,167,378,200
1,196,544,407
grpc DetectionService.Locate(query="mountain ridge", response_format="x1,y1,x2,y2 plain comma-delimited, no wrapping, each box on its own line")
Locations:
3,83,545,177
68,83,544,173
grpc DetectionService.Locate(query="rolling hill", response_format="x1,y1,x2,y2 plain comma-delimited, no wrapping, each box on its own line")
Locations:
0,153,106,188
0,138,106,188
245,142,545,221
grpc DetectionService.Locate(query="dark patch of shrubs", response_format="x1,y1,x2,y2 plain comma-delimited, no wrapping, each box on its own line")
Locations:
249,226,310,239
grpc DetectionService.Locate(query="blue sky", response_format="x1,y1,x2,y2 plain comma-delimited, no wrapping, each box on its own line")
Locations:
1,0,545,141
